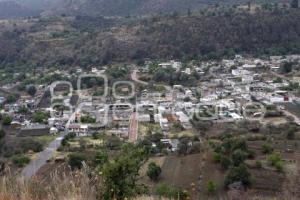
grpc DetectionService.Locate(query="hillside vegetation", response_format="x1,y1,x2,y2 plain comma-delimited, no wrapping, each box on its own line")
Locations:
0,0,290,19
1,8,300,70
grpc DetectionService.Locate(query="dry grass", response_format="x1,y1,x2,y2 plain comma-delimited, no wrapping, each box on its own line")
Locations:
0,165,169,200
0,164,98,200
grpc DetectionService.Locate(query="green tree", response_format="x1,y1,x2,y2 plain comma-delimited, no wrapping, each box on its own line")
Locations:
147,162,162,181
220,156,231,170
2,115,12,125
224,164,251,187
105,136,122,150
101,144,148,200
231,149,247,166
33,111,49,123
6,94,17,103
280,62,293,73
26,85,37,96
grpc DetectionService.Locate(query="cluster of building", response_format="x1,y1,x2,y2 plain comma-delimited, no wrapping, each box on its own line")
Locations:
1,54,299,143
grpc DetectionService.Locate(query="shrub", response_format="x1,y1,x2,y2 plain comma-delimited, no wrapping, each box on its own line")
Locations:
224,164,251,187
11,154,30,167
267,153,284,172
19,139,43,153
2,115,12,125
207,181,217,193
155,183,188,200
33,111,49,123
231,149,248,166
255,160,262,168
68,153,86,170
147,162,162,181
94,150,108,167
105,136,122,150
267,153,282,166
212,152,221,163
80,115,96,123
220,156,231,170
0,129,5,139
261,143,273,154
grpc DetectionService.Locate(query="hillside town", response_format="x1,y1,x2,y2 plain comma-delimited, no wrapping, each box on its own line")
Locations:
0,54,300,199
1,55,299,141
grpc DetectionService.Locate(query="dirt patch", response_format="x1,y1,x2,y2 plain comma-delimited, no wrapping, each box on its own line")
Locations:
245,168,285,198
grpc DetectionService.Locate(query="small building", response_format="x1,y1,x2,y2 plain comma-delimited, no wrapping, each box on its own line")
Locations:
50,127,58,134
138,114,151,122
159,118,169,131
68,124,89,136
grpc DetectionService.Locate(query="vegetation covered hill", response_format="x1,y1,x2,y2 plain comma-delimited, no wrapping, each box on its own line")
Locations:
1,7,300,70
0,0,291,19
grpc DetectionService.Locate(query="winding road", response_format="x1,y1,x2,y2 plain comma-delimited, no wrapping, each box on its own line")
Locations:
21,134,64,178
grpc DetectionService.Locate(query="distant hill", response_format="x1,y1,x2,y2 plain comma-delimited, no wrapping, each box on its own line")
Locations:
0,0,291,19
0,1,40,19
51,0,290,17
1,8,300,68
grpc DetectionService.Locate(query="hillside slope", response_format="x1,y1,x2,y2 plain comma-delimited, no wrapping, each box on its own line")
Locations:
52,0,290,16
0,9,300,68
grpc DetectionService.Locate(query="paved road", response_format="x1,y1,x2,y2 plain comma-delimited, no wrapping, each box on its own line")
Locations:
21,134,64,178
129,112,138,142
283,110,300,125
131,70,148,85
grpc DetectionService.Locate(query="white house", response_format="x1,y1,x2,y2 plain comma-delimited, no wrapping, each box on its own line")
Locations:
159,118,169,131
68,124,89,136
50,127,58,134
138,114,151,122
175,112,190,123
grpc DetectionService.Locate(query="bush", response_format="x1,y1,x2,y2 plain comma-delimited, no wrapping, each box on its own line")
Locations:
33,111,49,123
68,153,86,170
26,85,37,96
19,139,43,153
231,149,248,166
94,150,108,167
267,153,283,172
212,152,221,163
220,156,231,170
11,154,30,167
267,153,282,166
224,164,251,187
0,129,5,139
80,115,96,123
207,181,217,193
286,126,297,140
255,160,262,168
2,115,12,125
155,183,188,200
105,136,122,150
147,162,162,181
261,143,273,154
